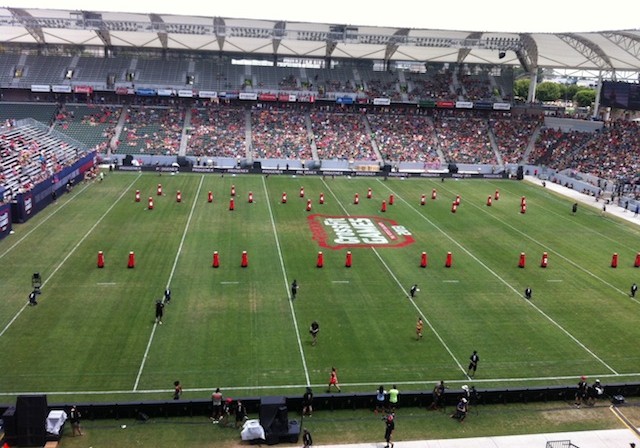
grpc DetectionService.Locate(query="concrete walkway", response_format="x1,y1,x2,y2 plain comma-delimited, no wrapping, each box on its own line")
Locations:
314,428,638,448
525,175,640,227
315,177,640,448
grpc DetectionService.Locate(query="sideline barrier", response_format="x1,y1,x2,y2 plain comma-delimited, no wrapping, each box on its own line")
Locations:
4,383,637,422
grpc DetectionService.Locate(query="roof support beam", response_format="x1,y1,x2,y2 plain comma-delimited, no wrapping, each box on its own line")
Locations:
149,13,167,49
558,33,614,71
8,8,45,44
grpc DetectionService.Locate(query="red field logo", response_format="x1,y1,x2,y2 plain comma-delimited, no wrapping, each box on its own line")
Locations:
308,214,415,249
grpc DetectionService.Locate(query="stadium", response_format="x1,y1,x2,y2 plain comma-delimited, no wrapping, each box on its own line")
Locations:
0,4,640,447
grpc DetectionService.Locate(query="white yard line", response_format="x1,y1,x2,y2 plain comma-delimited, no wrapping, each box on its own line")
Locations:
380,179,619,375
2,370,636,398
0,182,93,260
132,175,204,391
0,175,141,339
261,176,311,386
323,179,470,378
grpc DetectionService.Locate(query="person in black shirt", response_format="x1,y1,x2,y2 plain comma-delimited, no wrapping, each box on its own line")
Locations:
575,376,588,407
155,300,164,324
173,380,182,400
524,287,532,300
28,290,38,306
164,287,171,304
450,397,468,422
302,387,314,417
631,283,637,298
383,413,395,448
309,321,319,346
429,381,447,410
409,284,418,298
468,351,479,377
572,203,578,214
302,428,313,447
235,400,247,428
70,405,82,436
291,280,299,300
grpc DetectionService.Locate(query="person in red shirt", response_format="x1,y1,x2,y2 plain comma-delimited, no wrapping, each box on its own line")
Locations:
327,367,341,393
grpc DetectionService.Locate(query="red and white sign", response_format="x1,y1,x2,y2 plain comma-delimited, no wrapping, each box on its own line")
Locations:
308,215,414,249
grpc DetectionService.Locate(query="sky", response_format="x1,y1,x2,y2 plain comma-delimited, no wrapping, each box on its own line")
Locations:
2,0,638,33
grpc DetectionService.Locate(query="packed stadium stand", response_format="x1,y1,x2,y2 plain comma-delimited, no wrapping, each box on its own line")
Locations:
0,8,638,201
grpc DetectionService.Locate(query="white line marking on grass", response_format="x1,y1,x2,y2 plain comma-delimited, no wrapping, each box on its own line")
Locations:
0,182,93,260
380,180,619,376
0,175,141,340
133,175,204,392
220,281,240,284
322,179,469,378
5,371,638,397
261,176,311,386
443,280,460,283
479,182,638,304
97,282,117,286
547,279,564,282
332,280,350,283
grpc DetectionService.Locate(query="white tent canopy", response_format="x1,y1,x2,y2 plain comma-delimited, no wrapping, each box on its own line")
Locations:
0,7,639,75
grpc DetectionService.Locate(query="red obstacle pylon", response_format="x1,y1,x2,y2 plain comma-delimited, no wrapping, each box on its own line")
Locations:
420,251,428,268
521,203,527,214
231,185,236,196
421,194,426,206
319,193,325,204
241,250,248,268
345,251,352,267
611,253,618,268
212,251,220,268
97,251,105,268
635,252,640,268
157,184,163,196
316,251,324,268
495,190,500,200
281,192,287,203
431,189,437,200
487,196,492,206
208,191,213,203
128,251,135,268
354,193,359,205
521,196,526,206
381,200,387,212
519,252,526,268
248,191,253,203
148,196,154,210
306,199,312,212
367,188,372,199
229,198,235,211
299,186,305,198
451,202,458,213
541,252,548,268
455,195,461,205
445,251,452,268
389,194,394,205
135,190,141,202
176,191,182,203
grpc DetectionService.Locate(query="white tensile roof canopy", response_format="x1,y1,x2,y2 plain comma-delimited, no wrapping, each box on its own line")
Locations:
0,7,639,77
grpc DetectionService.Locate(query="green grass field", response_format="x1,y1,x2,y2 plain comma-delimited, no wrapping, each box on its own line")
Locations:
1,171,640,405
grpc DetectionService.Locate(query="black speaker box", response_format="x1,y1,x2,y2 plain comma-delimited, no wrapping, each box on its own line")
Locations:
2,406,18,445
516,165,524,180
253,161,262,170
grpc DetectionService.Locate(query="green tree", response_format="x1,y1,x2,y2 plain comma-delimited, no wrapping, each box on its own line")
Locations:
535,82,562,102
513,79,530,99
574,89,596,107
